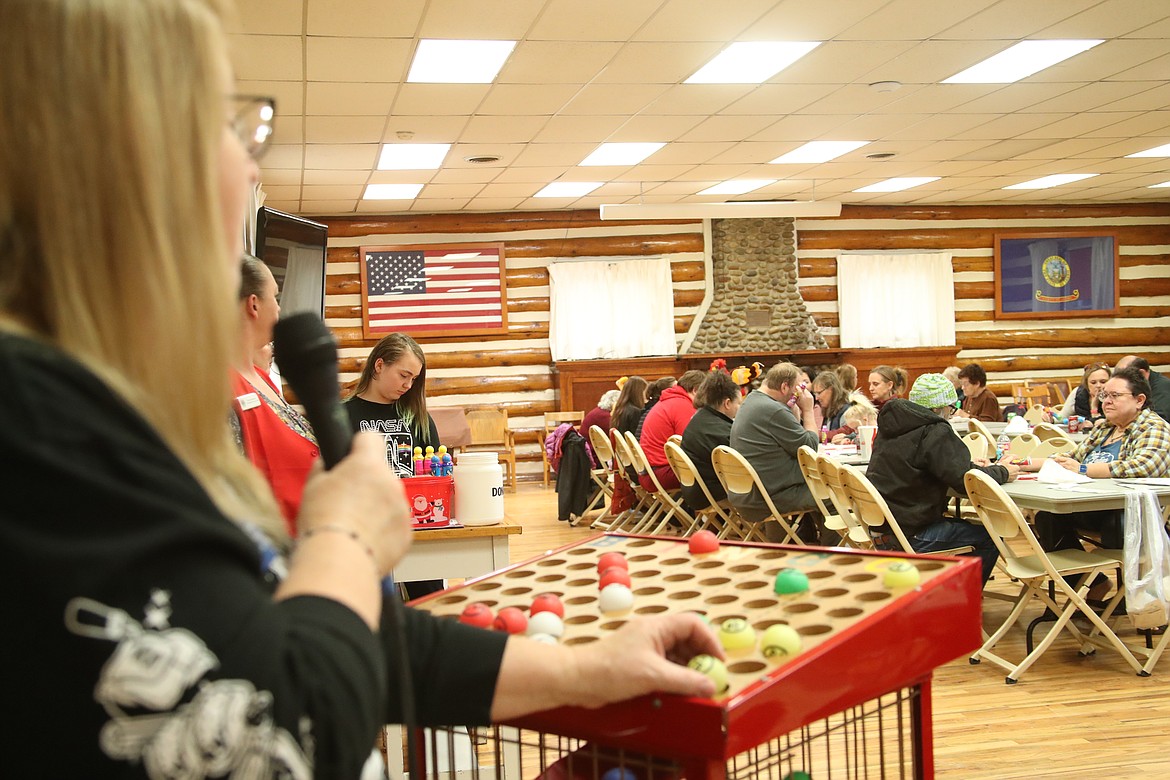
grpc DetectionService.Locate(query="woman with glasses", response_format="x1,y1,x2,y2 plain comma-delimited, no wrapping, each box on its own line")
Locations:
1034,367,1170,558
0,1,719,776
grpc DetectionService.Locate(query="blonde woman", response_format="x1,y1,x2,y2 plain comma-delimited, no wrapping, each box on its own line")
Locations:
0,1,719,775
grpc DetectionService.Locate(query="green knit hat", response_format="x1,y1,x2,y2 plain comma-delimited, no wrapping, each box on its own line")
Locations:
908,373,958,410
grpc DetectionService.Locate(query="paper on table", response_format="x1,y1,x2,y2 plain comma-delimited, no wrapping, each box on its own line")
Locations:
1037,458,1092,484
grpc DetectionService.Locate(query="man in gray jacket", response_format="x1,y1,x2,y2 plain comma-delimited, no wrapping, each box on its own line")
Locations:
729,362,822,542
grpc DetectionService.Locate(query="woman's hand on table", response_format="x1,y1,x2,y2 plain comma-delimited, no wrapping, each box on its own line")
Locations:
1050,454,1081,474
830,433,850,445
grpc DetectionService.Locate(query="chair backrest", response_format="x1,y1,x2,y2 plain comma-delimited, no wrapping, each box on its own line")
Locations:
667,433,682,446
838,465,914,552
544,411,584,438
622,430,650,476
967,417,996,448
710,445,759,499
588,425,614,469
465,408,509,446
1030,422,1065,441
610,428,636,471
1047,379,1071,404
1012,383,1052,407
664,440,723,509
1029,437,1076,460
796,446,834,516
1023,404,1046,425
963,469,1034,570
961,431,994,460
815,457,854,524
1009,432,1041,457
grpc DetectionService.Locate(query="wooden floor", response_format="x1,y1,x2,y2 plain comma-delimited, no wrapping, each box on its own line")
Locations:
495,483,1170,780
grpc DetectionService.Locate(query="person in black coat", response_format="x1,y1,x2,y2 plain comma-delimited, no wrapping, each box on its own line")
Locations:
865,374,1019,584
679,371,743,510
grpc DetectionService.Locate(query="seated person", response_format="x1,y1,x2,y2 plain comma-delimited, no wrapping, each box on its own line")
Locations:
1031,367,1170,555
865,374,1018,584
634,376,676,439
728,362,823,542
1049,361,1110,429
868,365,908,412
813,371,854,440
953,363,1000,422
580,388,619,466
831,392,877,445
942,366,964,404
679,371,743,510
1115,355,1170,421
638,370,705,493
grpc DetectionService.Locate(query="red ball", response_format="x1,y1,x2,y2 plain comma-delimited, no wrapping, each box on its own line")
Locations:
597,552,629,573
599,566,632,590
688,530,720,555
530,592,565,618
458,603,494,629
493,606,528,634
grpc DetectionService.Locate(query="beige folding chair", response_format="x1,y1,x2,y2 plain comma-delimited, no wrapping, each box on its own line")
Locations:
542,411,584,487
1022,404,1046,425
816,458,859,538
797,446,870,549
962,431,994,460
1009,432,1041,457
663,441,746,539
608,428,658,533
968,418,997,448
963,470,1143,684
1047,379,1071,405
463,408,517,490
710,445,806,545
837,464,973,557
624,431,695,536
1031,422,1066,441
1029,437,1077,460
1013,384,1052,408
584,425,617,527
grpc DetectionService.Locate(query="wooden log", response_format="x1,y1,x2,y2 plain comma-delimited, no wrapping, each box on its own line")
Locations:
957,304,1170,324
331,322,547,348
958,327,1170,350
675,314,695,333
675,288,705,308
504,232,704,259
797,280,993,302
1121,278,1170,297
314,209,700,238
975,351,1170,374
337,348,551,373
798,224,1170,251
426,374,554,397
812,313,840,328
1121,253,1170,268
799,285,837,302
504,267,548,288
799,255,996,276
672,260,705,283
830,203,1170,221
327,275,362,295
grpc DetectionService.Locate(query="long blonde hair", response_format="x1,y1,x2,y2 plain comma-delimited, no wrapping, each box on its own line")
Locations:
0,0,286,543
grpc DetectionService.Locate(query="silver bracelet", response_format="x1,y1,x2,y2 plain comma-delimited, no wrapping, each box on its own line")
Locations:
298,524,380,575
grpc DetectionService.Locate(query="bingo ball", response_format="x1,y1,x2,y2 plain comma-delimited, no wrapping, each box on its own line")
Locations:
761,624,803,662
602,769,637,780
530,592,565,618
493,606,528,634
782,773,812,780
598,552,629,573
599,583,634,614
718,618,756,654
458,603,494,629
687,653,729,695
599,566,632,590
527,610,565,638
773,568,810,595
688,530,720,555
883,561,921,589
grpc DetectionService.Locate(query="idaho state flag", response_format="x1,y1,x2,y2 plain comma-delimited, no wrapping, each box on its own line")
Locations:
996,233,1117,318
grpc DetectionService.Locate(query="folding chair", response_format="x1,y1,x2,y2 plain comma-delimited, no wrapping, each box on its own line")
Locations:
1030,422,1066,441
1022,404,1046,425
1013,384,1052,408
624,431,695,536
663,441,746,539
710,445,807,545
1009,432,1041,457
962,431,994,460
542,411,584,487
967,418,997,450
963,469,1144,683
797,446,870,549
608,428,658,533
584,425,617,527
837,464,973,557
1029,437,1077,460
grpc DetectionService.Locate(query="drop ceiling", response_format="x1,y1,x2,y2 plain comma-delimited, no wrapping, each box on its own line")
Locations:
227,0,1170,215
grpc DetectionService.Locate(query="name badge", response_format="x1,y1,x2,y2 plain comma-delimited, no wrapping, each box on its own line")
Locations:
236,392,261,411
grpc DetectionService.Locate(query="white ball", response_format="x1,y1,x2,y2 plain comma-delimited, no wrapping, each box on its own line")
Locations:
528,632,558,645
599,583,634,614
526,611,565,638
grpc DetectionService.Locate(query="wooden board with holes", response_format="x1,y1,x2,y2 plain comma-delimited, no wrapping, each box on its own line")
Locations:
411,533,983,763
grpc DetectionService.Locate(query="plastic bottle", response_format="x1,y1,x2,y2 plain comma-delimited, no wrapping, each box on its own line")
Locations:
996,433,1011,461
820,424,829,444
454,452,505,526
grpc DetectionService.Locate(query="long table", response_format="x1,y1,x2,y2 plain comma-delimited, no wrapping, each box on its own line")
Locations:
394,521,522,582
1001,478,1170,518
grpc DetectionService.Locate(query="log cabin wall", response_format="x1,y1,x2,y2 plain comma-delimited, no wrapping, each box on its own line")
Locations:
316,211,704,478
795,203,1170,402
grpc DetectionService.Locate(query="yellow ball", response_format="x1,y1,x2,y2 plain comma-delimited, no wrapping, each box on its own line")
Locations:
883,561,921,589
718,618,757,654
760,624,802,662
687,653,729,695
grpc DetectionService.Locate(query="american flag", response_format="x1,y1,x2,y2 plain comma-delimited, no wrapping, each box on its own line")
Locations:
363,247,504,334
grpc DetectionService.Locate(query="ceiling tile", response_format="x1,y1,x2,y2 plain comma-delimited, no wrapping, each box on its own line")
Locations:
225,1,304,36
258,169,303,186
459,115,550,143
594,42,724,84
238,80,305,117
382,116,470,142
301,169,371,185
262,185,302,200
305,82,399,116
936,0,1099,39
477,84,579,115
559,84,671,115
607,115,705,143
391,84,490,115
305,37,412,82
680,114,779,142
430,166,503,184
307,0,425,36
775,41,918,85
746,0,886,39
300,200,359,214
640,85,751,116
466,197,527,211
532,115,628,142
839,0,999,41
512,143,597,166
1040,0,1170,38
633,0,779,41
229,35,303,81
527,0,663,41
303,144,379,169
259,144,305,169
499,41,622,84
613,164,699,182
305,116,385,144
300,184,364,200
418,0,546,37
444,143,527,167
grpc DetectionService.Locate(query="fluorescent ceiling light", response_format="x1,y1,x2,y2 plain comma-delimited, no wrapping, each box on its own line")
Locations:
534,181,602,198
580,142,665,167
685,41,820,84
407,39,516,83
698,180,775,196
853,177,940,193
600,201,842,220
1127,142,1170,158
363,183,424,200
1003,173,1097,190
770,141,869,164
1149,181,1170,188
377,143,451,170
942,40,1103,84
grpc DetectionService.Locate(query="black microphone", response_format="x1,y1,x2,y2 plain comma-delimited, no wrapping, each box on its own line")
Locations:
272,312,352,469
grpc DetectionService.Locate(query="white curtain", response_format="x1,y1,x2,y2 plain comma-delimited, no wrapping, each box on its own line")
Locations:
548,257,676,361
837,252,956,348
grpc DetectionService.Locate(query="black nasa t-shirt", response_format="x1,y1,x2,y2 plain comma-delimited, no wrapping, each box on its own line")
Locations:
344,396,439,477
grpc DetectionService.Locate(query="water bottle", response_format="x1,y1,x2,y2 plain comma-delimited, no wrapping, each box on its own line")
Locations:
996,433,1011,461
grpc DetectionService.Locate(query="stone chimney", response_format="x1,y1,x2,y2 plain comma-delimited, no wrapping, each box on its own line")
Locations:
687,218,828,353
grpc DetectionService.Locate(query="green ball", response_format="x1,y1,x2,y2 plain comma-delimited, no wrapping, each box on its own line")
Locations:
687,653,729,695
774,568,810,595
783,772,812,780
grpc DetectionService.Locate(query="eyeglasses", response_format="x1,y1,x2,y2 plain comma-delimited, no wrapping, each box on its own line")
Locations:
230,94,276,159
1098,391,1134,402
